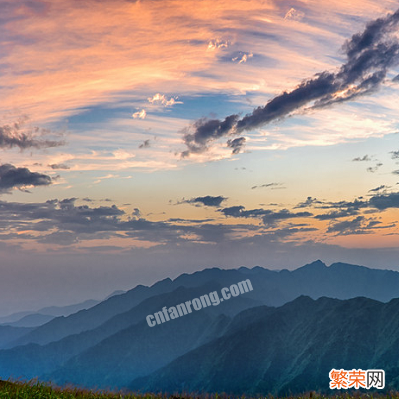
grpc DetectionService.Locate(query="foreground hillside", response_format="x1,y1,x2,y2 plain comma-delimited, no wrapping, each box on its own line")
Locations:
0,380,398,399
131,296,399,396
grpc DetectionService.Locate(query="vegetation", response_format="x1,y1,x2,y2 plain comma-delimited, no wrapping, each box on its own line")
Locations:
0,379,142,399
1,380,399,399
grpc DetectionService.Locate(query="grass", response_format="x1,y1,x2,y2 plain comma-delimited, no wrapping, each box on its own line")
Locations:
1,381,399,399
0,380,151,399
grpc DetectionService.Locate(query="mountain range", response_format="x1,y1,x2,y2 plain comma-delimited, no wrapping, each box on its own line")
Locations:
1,260,399,395
132,295,399,395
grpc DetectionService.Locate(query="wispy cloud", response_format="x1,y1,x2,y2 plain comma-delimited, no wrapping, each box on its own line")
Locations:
284,8,305,22
132,110,147,119
232,52,253,64
148,93,180,107
207,39,229,51
0,118,64,150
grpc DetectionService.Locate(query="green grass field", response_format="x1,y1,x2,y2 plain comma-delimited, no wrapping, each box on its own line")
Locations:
1,380,399,399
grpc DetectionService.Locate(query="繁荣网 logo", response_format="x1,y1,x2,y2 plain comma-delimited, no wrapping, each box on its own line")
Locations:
329,369,385,390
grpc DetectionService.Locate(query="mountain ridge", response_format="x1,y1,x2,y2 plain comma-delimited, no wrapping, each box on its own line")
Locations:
130,295,399,396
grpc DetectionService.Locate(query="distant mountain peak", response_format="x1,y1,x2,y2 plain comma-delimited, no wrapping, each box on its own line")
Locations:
309,259,326,267
295,259,327,272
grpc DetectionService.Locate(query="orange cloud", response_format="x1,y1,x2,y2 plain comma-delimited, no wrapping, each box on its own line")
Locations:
1,0,394,127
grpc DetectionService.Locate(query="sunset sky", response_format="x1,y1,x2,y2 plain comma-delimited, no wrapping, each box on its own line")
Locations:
1,0,399,314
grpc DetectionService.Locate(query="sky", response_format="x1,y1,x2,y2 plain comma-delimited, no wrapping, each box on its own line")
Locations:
1,0,399,315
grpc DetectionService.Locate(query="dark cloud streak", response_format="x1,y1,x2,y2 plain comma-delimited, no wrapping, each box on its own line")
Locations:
327,216,365,235
368,185,388,192
227,137,246,154
182,9,399,156
367,162,383,173
139,139,151,149
178,195,227,207
219,205,312,227
0,164,52,193
182,115,239,156
352,155,372,161
252,182,285,190
369,192,399,210
48,164,70,170
294,197,323,208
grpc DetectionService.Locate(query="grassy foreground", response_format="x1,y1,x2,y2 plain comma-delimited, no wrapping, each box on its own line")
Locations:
1,381,399,399
0,380,150,399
